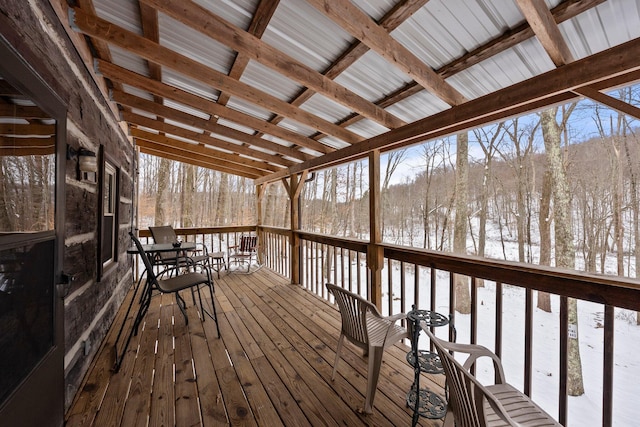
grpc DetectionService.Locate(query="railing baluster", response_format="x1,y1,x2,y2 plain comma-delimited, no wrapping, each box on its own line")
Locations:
603,304,614,427
524,288,533,396
559,296,568,425
471,276,477,345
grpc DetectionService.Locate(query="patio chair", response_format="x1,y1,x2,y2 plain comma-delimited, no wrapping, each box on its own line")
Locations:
149,225,211,272
422,326,560,427
326,283,408,414
227,234,259,273
130,232,219,336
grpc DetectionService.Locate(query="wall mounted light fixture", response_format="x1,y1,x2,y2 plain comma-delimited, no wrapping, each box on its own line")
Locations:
67,145,97,179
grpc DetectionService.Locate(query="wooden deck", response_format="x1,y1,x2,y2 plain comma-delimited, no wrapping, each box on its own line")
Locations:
65,267,445,426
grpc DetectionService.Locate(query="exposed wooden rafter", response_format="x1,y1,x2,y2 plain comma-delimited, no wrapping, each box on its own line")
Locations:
308,0,606,134
132,129,272,178
140,0,406,130
216,0,280,109
514,0,575,66
95,60,331,155
61,0,637,182
70,7,363,146
114,92,305,163
256,37,640,184
305,0,467,106
515,0,640,120
125,111,303,165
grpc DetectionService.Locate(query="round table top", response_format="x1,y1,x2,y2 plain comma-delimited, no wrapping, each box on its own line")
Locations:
407,309,449,328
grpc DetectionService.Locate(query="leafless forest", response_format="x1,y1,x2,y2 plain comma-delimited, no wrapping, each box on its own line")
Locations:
137,91,640,281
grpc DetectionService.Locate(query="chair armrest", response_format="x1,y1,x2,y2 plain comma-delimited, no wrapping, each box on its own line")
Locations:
193,242,208,255
384,312,406,323
368,310,408,346
423,326,506,383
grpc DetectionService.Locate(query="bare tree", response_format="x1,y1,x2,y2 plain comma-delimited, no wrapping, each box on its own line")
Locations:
473,123,505,260
154,157,170,226
540,107,584,396
500,119,538,263
381,149,407,236
454,132,471,314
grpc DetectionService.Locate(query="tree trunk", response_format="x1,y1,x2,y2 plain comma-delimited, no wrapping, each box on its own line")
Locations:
181,164,195,227
538,168,552,312
454,132,471,314
541,108,584,396
154,157,170,226
214,172,227,225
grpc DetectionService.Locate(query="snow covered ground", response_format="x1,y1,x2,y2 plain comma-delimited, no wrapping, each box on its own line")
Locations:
379,239,640,426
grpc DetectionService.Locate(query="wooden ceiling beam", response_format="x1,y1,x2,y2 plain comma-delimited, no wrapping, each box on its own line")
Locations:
0,136,55,155
337,0,606,129
95,59,332,155
132,129,274,176
514,0,575,66
141,0,405,130
76,0,122,93
138,0,164,107
124,112,297,168
573,87,640,120
305,0,466,106
0,79,21,96
0,123,55,135
217,0,280,107
47,0,124,124
0,105,50,119
257,37,640,184
396,69,640,147
113,90,307,163
70,7,363,145
123,112,302,166
260,0,430,140
138,144,262,179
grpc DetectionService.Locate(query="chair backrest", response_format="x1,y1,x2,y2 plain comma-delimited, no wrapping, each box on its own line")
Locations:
149,225,177,244
129,232,159,288
326,283,378,349
424,328,511,427
149,226,179,262
239,235,257,253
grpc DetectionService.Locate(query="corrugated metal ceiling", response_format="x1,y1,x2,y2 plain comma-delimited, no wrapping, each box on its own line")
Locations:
74,0,640,181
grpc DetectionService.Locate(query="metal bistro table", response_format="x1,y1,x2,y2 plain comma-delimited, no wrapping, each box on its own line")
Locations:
113,241,197,371
406,305,456,426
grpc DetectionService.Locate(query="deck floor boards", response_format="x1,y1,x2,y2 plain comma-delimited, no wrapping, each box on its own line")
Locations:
66,268,444,426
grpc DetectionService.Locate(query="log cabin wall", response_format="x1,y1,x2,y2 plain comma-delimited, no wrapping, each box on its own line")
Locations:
0,1,135,409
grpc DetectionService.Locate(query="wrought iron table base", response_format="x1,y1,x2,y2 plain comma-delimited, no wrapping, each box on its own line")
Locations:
406,306,452,426
406,387,447,419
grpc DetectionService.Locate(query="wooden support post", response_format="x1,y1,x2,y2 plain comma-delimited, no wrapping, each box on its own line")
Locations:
256,184,265,264
368,150,383,309
283,171,307,285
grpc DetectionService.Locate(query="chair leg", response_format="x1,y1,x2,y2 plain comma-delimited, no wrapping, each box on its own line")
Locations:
200,266,220,338
364,345,384,414
443,410,455,427
206,280,220,338
332,334,345,380
175,293,189,325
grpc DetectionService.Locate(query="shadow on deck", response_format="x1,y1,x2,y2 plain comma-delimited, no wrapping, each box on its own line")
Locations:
65,267,445,426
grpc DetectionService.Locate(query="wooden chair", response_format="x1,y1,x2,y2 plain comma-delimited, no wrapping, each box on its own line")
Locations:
227,234,259,273
326,283,408,414
422,326,561,427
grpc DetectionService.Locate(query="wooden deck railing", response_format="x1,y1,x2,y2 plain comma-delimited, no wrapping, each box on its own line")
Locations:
135,226,639,426
265,230,639,427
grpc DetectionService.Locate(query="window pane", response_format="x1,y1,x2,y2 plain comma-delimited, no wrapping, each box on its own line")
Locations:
0,74,55,232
